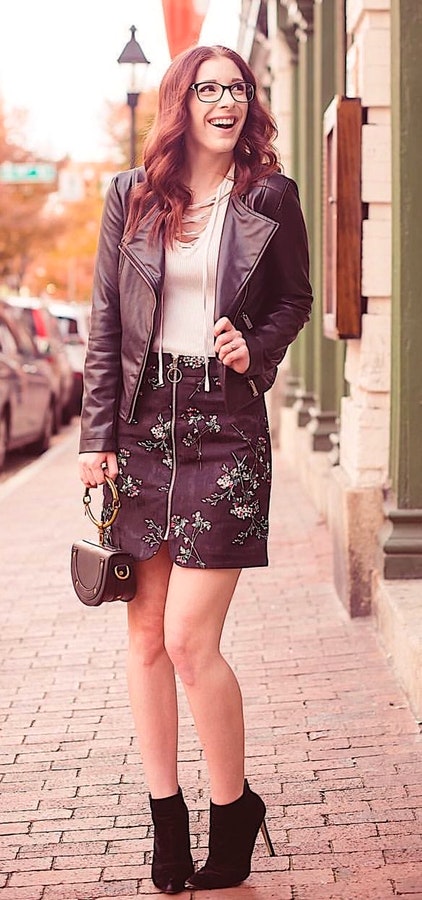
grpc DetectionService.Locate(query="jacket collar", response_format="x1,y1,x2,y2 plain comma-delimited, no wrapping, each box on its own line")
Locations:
122,189,278,308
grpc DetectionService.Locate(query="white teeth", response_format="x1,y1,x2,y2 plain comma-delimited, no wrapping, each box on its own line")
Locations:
209,118,235,126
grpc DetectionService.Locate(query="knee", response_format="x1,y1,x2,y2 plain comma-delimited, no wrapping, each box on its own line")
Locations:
164,632,197,685
128,622,165,668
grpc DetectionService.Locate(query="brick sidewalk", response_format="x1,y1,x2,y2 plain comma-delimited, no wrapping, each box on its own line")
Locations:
0,424,421,900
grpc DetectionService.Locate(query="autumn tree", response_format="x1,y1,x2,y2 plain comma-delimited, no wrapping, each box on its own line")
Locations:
104,89,158,168
26,172,105,301
0,101,61,291
0,89,158,299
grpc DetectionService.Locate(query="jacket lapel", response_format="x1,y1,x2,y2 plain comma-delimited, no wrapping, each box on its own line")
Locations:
121,191,278,309
215,194,279,319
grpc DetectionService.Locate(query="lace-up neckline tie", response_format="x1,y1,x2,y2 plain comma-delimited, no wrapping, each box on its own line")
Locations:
157,173,234,392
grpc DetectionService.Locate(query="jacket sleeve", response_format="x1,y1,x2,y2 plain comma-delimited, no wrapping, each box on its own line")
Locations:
79,176,125,453
244,179,313,377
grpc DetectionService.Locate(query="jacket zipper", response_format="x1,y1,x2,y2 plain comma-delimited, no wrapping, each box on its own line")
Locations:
232,227,276,330
163,357,179,540
119,243,158,422
238,306,259,396
232,298,258,398
232,227,277,400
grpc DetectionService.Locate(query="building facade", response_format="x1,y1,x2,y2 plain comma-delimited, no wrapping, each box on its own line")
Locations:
238,0,422,717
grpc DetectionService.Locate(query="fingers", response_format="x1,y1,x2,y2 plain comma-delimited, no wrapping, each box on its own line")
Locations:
219,335,248,364
103,454,119,482
78,452,118,488
214,316,250,375
78,456,106,488
214,316,242,357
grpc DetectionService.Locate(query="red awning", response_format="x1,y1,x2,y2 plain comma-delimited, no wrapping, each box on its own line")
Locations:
162,0,210,58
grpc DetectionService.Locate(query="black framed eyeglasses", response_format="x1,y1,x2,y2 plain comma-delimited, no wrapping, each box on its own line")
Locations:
190,81,255,103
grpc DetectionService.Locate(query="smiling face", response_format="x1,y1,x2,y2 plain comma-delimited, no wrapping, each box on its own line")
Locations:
185,56,249,165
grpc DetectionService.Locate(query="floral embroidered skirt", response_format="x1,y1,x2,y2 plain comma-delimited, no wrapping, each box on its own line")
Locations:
103,352,271,569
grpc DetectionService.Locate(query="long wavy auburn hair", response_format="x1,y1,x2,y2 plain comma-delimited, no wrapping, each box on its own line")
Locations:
124,45,280,246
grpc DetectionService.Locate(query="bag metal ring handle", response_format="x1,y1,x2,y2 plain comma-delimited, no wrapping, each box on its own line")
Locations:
83,474,121,531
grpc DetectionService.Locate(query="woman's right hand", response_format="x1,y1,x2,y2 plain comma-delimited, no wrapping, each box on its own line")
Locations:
78,451,118,488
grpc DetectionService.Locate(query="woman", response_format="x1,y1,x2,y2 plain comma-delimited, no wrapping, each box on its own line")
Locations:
79,44,312,893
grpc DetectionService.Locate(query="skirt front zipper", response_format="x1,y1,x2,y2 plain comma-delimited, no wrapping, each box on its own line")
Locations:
163,357,179,540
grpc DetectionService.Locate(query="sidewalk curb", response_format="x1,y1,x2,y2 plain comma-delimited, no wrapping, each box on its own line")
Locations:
0,425,79,501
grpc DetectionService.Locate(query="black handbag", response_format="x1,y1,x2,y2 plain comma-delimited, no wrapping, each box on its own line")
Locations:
71,475,136,607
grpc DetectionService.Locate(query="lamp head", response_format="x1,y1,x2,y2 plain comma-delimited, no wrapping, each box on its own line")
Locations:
117,25,149,66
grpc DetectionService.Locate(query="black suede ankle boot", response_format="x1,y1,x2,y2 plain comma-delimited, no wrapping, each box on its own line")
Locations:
185,779,274,891
149,787,194,894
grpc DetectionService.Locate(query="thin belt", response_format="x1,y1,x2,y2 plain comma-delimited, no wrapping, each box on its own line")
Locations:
147,351,219,384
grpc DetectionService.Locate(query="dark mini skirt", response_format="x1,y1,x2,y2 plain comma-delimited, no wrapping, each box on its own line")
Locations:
103,352,271,569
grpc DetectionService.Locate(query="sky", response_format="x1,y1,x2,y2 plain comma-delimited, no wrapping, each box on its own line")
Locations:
0,0,241,162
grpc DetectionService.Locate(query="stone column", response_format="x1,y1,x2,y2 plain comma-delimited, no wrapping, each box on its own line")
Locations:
293,23,317,426
307,0,345,451
381,0,422,577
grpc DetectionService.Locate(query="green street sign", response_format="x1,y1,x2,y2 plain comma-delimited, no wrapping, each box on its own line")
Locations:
0,162,57,183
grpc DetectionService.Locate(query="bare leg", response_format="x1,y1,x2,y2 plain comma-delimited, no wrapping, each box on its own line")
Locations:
127,543,179,799
164,566,244,805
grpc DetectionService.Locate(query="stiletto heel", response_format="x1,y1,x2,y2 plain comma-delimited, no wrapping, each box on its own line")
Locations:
185,780,273,891
260,818,275,856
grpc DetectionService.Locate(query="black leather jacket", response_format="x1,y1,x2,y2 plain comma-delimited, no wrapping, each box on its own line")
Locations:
79,167,312,453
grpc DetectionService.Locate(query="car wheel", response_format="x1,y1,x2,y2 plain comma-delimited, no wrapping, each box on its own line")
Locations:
53,396,62,434
0,411,8,472
32,400,54,455
61,400,73,426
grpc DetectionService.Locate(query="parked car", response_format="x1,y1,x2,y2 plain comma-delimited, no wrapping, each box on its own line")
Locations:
48,301,90,415
6,296,74,429
0,301,55,471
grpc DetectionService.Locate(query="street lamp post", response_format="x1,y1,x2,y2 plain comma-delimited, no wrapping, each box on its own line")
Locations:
117,26,150,169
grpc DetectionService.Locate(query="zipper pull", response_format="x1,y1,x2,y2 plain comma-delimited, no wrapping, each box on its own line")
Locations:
248,378,259,398
167,355,182,383
241,312,253,330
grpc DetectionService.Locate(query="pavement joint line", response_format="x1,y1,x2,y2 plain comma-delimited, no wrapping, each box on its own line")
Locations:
0,424,79,501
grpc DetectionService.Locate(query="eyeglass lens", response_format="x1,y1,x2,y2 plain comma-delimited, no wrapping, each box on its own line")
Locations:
194,82,254,102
